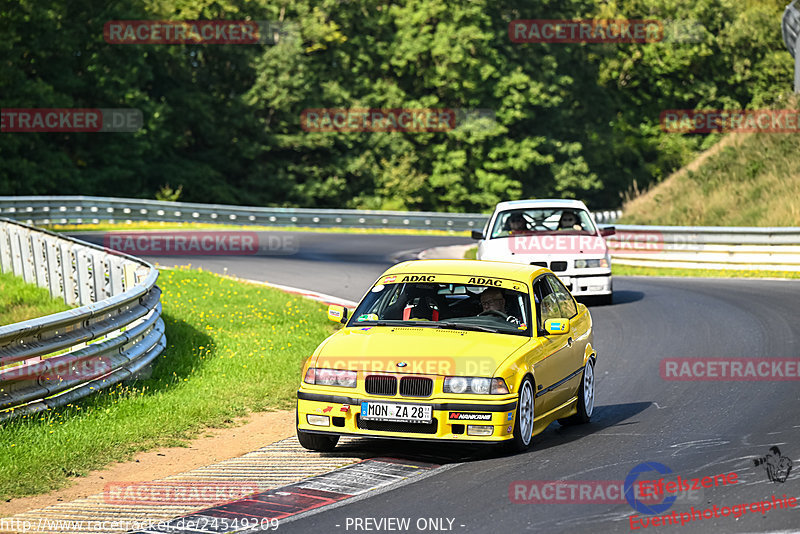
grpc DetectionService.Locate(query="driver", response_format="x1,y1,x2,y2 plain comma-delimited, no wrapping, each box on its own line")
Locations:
479,288,520,325
507,212,530,235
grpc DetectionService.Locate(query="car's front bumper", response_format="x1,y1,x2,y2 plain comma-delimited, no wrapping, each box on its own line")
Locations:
296,391,518,443
562,273,612,297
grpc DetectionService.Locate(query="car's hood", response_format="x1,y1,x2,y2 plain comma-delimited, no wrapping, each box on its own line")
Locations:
479,235,608,261
313,326,530,377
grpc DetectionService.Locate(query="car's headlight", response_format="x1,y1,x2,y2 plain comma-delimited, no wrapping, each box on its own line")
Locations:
304,368,357,388
443,377,509,394
575,258,609,268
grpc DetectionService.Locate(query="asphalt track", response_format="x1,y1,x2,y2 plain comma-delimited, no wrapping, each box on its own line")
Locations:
73,230,800,533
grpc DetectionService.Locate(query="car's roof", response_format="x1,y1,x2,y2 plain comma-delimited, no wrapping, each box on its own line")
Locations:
381,259,548,284
494,198,589,211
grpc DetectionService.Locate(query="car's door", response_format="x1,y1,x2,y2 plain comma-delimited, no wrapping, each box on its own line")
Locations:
544,274,586,403
527,275,573,414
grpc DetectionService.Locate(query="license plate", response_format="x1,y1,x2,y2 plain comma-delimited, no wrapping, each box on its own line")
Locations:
360,402,432,423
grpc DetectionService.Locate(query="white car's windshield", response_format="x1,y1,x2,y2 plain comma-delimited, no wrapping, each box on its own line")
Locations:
348,281,531,336
490,208,597,239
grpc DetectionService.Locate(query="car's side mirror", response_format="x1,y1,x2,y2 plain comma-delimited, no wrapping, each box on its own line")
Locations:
600,226,616,237
327,305,348,324
471,230,484,240
544,318,570,335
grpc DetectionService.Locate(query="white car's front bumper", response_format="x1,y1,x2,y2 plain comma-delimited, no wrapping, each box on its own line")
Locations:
559,272,612,297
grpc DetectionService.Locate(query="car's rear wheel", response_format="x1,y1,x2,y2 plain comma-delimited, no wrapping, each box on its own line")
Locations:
297,429,340,452
508,377,535,452
559,359,595,425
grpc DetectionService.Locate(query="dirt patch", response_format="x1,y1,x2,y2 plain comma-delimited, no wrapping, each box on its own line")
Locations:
0,410,295,518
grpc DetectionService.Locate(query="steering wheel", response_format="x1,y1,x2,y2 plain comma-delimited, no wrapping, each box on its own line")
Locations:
478,309,509,319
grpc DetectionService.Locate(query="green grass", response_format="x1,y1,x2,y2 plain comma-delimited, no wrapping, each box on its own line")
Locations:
610,263,800,279
620,125,800,226
0,271,71,325
44,220,469,237
0,267,338,500
464,246,477,260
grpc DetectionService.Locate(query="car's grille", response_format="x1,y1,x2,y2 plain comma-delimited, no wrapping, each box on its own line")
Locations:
399,377,433,397
550,261,568,272
530,261,547,267
365,375,397,396
356,416,438,434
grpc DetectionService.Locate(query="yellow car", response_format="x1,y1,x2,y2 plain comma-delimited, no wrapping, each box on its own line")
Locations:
296,259,596,452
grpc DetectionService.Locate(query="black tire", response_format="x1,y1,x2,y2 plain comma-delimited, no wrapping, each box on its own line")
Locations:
558,359,595,426
508,376,535,453
297,429,340,452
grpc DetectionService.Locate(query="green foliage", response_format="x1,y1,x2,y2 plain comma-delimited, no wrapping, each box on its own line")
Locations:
155,183,183,201
0,0,792,211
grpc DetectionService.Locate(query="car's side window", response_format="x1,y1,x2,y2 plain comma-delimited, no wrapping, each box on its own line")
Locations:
533,277,560,331
546,275,578,318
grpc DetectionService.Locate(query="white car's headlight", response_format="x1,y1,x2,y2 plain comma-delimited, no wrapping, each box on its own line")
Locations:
575,258,609,268
304,368,357,388
443,377,509,394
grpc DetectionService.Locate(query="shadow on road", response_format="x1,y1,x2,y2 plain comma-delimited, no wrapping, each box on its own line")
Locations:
316,401,653,465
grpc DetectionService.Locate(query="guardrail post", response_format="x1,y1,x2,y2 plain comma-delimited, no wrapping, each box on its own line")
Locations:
0,223,11,273
108,256,124,296
31,233,48,289
60,243,77,306
76,250,93,305
45,237,62,299
91,253,108,301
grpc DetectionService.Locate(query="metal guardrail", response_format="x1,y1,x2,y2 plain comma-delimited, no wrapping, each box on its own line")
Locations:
0,217,165,421
0,196,623,230
608,225,800,271
2,196,797,271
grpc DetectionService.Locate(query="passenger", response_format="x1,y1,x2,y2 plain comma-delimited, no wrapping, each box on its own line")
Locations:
557,211,582,231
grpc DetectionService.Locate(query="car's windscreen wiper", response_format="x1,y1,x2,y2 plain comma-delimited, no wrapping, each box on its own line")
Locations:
435,322,499,333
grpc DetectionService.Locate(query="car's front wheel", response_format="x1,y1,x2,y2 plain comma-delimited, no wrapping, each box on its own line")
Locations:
297,429,340,452
508,377,535,452
559,359,595,425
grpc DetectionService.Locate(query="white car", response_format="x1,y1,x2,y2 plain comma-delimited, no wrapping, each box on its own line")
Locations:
473,199,615,304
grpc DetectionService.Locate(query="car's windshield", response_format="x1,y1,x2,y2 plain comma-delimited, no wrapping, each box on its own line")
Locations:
348,278,531,336
490,208,597,239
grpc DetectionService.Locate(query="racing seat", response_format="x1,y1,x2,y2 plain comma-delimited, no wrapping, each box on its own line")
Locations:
403,297,439,321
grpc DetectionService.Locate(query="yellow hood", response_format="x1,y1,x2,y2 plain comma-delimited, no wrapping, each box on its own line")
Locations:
313,326,530,377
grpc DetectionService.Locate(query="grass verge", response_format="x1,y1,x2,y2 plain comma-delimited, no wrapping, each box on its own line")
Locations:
0,266,337,500
620,122,800,226
610,263,800,279
43,221,470,237
0,272,71,325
